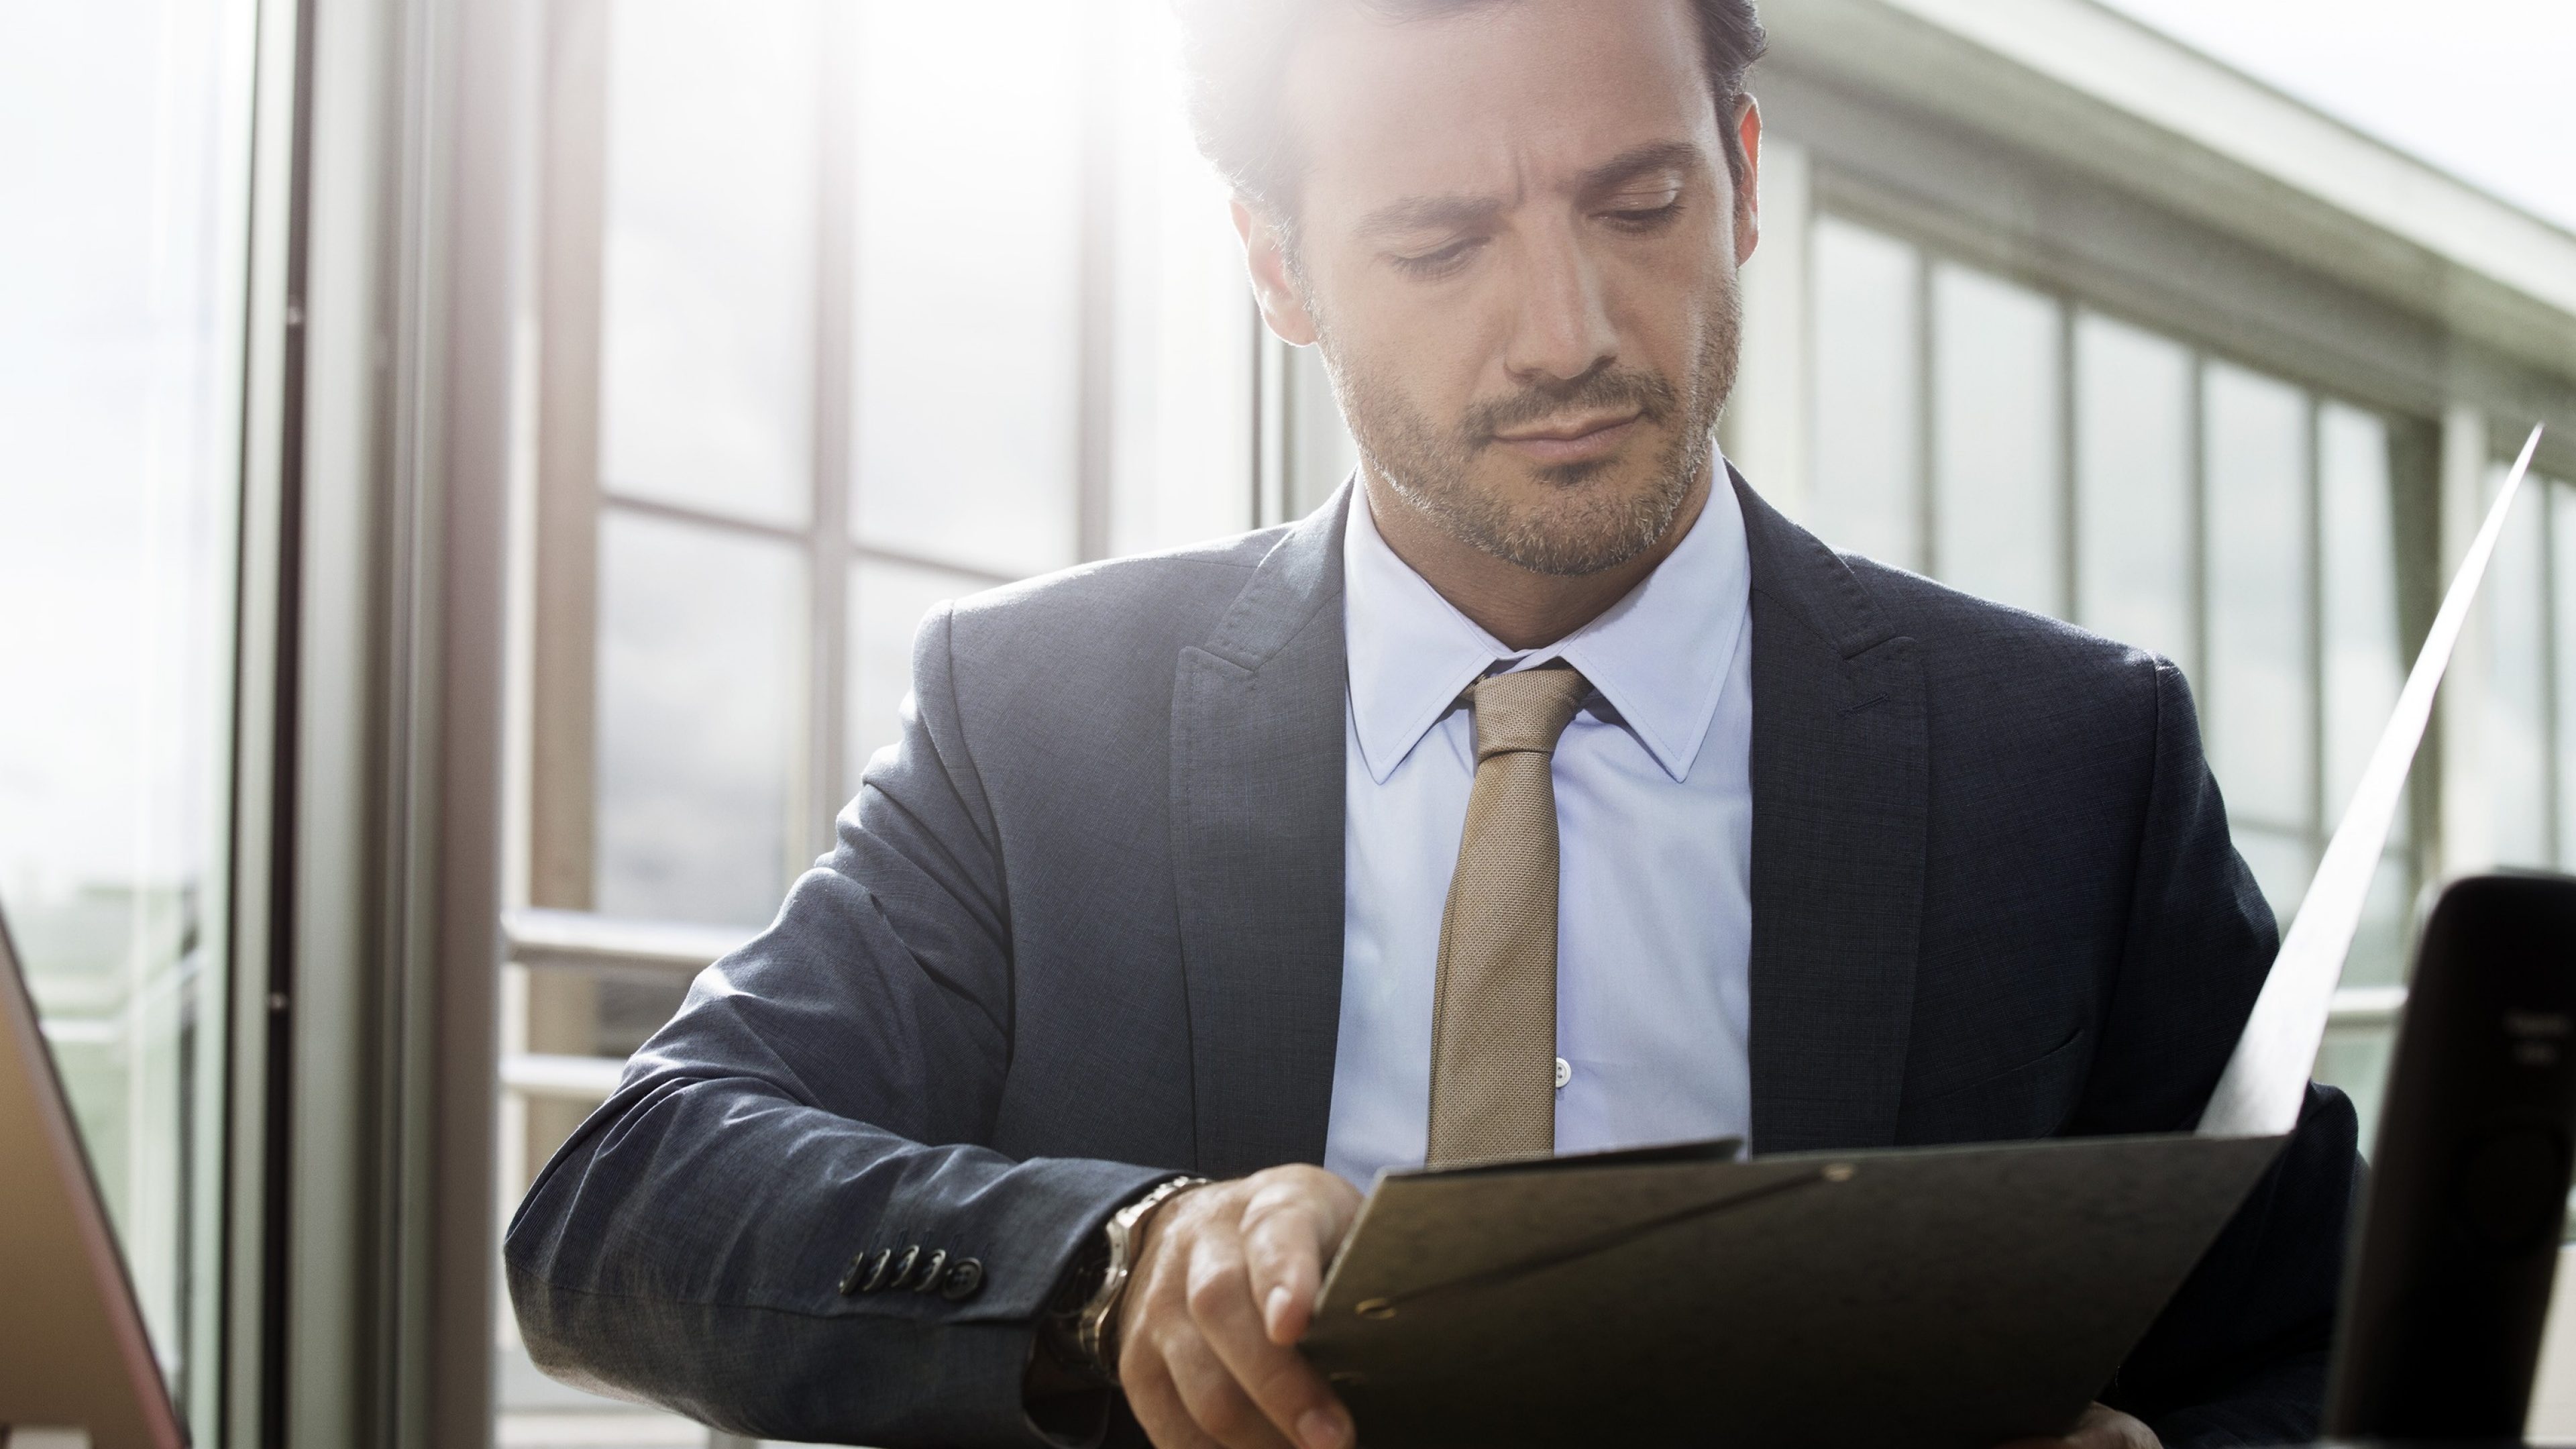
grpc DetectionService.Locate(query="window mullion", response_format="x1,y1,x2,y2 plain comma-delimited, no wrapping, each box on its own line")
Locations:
808,3,857,853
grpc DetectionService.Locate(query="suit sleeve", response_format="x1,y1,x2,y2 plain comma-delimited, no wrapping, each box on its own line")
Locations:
504,602,1169,1448
2082,659,2363,1446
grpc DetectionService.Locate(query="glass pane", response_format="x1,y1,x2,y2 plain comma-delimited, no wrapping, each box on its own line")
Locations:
852,3,1083,578
2343,853,2415,990
1104,0,1257,553
2202,363,2314,835
2234,824,2315,930
2485,470,2551,868
2552,480,2576,869
1288,342,1360,521
598,0,820,528
2074,312,2195,676
0,0,255,1424
2319,403,2408,843
2314,1020,2396,1159
1930,263,2062,615
1809,217,1921,569
847,559,990,793
596,510,806,926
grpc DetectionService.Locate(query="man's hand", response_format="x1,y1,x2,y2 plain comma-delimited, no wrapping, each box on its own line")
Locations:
1998,1403,2160,1449
1116,1165,1364,1449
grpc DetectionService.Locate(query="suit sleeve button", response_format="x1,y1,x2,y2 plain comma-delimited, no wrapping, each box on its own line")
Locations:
837,1252,870,1296
941,1256,985,1301
885,1246,921,1291
850,1248,893,1293
910,1249,950,1293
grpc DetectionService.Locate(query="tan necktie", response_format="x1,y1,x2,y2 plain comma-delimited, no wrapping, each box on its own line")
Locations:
1424,663,1592,1169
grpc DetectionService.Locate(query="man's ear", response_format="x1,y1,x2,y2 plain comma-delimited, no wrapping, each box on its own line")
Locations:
1731,94,1764,268
1232,198,1321,347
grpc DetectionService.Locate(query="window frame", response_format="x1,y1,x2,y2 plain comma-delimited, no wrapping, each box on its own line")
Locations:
216,0,533,1440
1802,201,2437,941
1739,75,2536,1152
529,0,1146,921
498,5,1277,1442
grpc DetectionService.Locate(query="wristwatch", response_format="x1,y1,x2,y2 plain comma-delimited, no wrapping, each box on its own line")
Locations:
1069,1175,1208,1381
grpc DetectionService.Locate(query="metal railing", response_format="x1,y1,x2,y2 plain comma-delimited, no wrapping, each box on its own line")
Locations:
504,905,750,977
2324,984,2408,1030
499,908,751,1104
496,908,758,1449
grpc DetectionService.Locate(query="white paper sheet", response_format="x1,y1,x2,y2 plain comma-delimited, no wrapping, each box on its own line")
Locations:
2198,425,2546,1138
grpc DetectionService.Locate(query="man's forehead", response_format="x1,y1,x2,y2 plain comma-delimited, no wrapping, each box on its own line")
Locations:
1282,0,1720,219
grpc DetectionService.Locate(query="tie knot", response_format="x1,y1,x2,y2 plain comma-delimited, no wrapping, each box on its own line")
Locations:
1469,664,1592,761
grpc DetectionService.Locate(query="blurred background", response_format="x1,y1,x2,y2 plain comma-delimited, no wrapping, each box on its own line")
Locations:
1,1,2571,1446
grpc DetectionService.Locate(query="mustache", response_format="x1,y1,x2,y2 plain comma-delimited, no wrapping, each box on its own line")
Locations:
1464,365,1681,441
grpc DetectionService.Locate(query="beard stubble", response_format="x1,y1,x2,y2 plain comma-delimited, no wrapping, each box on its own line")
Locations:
1320,268,1743,578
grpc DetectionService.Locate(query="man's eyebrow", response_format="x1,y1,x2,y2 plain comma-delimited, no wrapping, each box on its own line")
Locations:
1575,140,1709,198
1354,141,1713,240
1355,192,1506,241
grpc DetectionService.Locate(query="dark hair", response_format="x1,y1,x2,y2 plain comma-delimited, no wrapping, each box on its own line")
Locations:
1176,0,1766,225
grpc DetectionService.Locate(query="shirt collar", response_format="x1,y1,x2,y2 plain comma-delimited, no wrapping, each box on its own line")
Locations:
1342,464,1752,785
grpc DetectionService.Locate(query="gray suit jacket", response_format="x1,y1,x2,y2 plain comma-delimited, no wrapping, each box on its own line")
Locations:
508,474,2357,1448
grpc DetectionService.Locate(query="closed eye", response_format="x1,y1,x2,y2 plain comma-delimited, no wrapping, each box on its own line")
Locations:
1599,199,1685,232
1390,235,1489,278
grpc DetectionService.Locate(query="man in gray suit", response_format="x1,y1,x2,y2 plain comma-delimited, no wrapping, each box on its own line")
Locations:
508,3,2357,1446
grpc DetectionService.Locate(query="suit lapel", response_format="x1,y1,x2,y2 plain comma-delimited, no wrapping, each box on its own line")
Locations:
1165,474,1926,1167
1737,472,1928,1152
1170,489,1351,1179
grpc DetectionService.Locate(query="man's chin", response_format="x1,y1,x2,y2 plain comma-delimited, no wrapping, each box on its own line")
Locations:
1477,449,1654,500
1481,434,1649,492
1473,488,1681,577
1525,457,1619,490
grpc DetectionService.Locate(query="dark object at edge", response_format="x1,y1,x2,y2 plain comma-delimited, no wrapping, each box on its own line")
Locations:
2328,873,2576,1438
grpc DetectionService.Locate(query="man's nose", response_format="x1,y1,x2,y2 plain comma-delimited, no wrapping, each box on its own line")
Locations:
1503,223,1618,386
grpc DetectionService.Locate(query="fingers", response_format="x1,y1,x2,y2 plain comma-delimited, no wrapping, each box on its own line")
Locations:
1186,1227,1350,1449
1122,1351,1228,1449
1160,1320,1297,1449
2070,1404,2159,1449
1991,1403,2160,1449
1120,1169,1362,1449
1240,1169,1362,1346
1238,1189,1325,1344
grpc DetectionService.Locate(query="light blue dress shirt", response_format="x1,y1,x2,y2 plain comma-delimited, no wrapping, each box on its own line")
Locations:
1324,476,1756,1188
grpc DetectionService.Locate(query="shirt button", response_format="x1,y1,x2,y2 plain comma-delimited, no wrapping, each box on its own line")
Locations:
1554,1057,1572,1089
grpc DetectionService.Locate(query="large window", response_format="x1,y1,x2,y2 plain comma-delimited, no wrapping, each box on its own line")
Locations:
499,3,1256,1443
2479,468,2576,873
1809,213,2426,1140
549,0,1255,934
0,0,258,1439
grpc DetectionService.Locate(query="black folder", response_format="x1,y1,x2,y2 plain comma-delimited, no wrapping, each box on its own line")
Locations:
1301,1134,2284,1448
